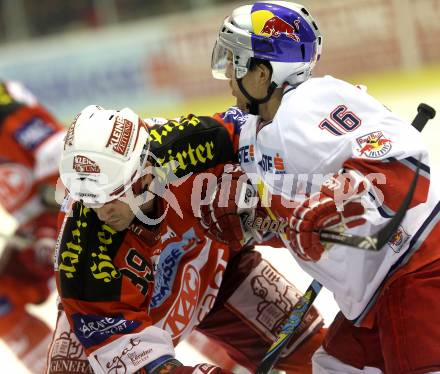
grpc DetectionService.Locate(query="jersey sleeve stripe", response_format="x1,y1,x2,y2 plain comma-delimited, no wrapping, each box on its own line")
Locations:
343,157,430,213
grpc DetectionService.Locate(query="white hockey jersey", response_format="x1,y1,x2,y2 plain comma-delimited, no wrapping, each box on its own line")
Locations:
236,75,440,322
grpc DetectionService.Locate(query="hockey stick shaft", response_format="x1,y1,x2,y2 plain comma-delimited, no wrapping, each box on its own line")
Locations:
255,279,322,374
252,187,324,373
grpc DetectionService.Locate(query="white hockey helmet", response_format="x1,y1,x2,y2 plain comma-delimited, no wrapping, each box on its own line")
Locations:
60,105,150,206
211,1,322,86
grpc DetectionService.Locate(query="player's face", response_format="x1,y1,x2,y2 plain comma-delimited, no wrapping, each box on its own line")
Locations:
226,51,270,110
92,172,154,231
229,77,248,110
94,199,135,231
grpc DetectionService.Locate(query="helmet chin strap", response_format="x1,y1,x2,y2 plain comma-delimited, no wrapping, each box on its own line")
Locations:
237,79,277,115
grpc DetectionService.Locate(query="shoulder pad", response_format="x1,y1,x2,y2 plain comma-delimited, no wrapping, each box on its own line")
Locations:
149,114,236,179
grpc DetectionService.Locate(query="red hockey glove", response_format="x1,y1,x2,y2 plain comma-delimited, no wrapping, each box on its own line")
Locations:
200,164,261,251
287,171,367,262
3,212,58,281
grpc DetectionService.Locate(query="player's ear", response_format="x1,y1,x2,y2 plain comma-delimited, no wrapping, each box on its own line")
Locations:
131,161,153,195
256,63,272,85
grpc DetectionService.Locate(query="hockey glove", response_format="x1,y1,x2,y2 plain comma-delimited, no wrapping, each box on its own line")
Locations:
287,171,367,261
200,164,261,251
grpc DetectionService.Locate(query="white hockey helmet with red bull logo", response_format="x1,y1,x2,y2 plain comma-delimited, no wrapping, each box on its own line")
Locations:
211,1,322,86
59,105,150,206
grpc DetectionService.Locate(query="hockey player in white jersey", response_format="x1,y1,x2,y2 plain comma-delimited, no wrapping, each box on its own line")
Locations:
203,1,440,373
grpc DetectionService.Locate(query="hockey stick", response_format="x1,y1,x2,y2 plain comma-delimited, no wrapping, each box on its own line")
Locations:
255,279,322,374
254,103,435,374
412,103,436,132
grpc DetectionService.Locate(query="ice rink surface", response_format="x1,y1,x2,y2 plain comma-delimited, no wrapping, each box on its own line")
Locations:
0,72,439,372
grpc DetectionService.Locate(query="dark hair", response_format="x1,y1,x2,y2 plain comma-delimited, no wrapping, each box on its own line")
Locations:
248,58,273,75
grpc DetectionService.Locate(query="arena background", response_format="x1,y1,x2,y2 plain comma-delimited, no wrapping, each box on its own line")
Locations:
0,0,439,372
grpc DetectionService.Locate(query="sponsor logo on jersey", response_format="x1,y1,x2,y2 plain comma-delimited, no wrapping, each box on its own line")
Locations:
94,337,152,373
356,131,392,158
243,214,288,234
163,264,200,338
252,263,299,332
73,155,101,173
249,144,255,160
258,152,286,174
14,117,55,150
126,346,153,367
150,228,199,308
227,260,319,342
253,10,301,42
72,313,140,348
154,140,215,181
58,205,121,284
238,143,255,164
90,224,121,283
58,205,90,279
149,115,236,183
387,225,410,253
0,163,33,211
149,115,201,146
49,330,93,373
106,116,134,156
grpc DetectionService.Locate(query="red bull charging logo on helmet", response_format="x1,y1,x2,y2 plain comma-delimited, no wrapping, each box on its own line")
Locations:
252,10,301,42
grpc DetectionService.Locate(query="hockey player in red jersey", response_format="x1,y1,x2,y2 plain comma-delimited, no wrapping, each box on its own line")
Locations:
200,1,440,373
47,105,326,373
0,80,65,373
